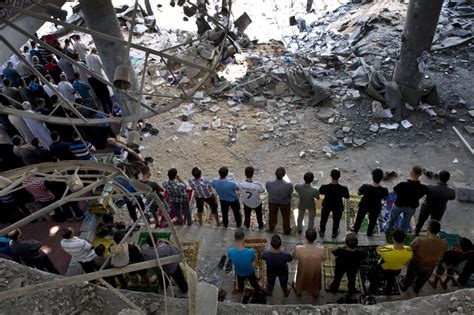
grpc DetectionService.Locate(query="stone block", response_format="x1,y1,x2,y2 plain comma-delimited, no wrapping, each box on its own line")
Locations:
456,187,474,203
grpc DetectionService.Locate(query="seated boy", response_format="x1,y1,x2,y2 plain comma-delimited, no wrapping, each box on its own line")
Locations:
329,233,367,294
368,230,413,294
262,235,293,296
228,229,261,294
430,237,473,289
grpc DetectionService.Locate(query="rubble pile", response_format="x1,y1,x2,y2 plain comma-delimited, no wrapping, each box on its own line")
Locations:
173,0,473,155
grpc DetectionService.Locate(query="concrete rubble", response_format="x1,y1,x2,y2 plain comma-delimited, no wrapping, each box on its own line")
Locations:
151,0,472,155
0,258,473,314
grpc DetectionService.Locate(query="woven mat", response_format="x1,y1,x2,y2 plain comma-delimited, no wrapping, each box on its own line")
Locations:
323,244,363,293
233,239,268,293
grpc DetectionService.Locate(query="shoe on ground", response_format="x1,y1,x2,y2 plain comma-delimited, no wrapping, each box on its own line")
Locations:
218,255,227,270
399,280,408,292
291,282,301,297
412,285,420,294
298,230,302,234
319,230,325,238
225,259,233,273
428,279,437,289
332,230,340,238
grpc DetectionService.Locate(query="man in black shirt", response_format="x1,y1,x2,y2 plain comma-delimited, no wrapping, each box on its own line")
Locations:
262,234,293,296
387,166,428,232
415,170,456,236
430,237,472,289
352,168,389,237
319,169,350,238
49,131,75,161
328,233,367,294
140,166,164,200
8,229,60,274
0,133,24,172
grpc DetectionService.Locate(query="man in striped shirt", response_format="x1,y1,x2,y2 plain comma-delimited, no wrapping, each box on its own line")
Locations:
69,131,96,160
60,227,97,273
163,168,192,226
22,177,55,205
22,177,68,222
188,167,220,226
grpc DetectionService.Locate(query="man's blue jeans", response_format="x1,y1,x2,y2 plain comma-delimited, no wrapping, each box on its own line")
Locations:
387,206,415,232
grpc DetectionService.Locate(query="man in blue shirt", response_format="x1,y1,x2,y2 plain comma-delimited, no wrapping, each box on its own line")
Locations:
2,62,21,87
227,229,261,293
212,166,241,228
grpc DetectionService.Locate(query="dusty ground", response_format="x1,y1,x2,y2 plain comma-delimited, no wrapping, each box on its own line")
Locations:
140,4,474,236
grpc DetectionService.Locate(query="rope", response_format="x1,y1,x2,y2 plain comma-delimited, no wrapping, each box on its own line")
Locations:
182,262,199,315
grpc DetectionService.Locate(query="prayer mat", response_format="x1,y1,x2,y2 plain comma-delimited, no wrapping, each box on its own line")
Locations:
137,231,172,245
439,231,461,249
379,192,416,233
127,273,160,293
346,194,380,235
233,239,268,293
92,236,116,251
323,243,363,293
358,246,400,296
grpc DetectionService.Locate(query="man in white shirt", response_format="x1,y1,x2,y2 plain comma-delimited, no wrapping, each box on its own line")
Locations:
58,73,77,102
72,34,89,61
21,101,53,149
42,74,58,98
85,48,105,77
239,166,265,229
60,227,97,273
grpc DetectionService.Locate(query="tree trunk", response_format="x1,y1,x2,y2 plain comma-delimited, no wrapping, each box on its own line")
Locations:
393,0,443,89
79,0,139,117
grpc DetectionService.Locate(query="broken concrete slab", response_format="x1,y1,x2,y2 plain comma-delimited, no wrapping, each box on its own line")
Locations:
234,12,252,36
211,119,222,129
197,41,216,60
249,96,267,108
456,187,474,203
315,107,335,120
177,122,194,133
286,69,331,106
432,36,473,50
353,138,367,147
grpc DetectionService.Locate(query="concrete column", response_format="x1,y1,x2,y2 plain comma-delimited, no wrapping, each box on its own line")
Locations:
79,0,138,117
393,0,443,89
